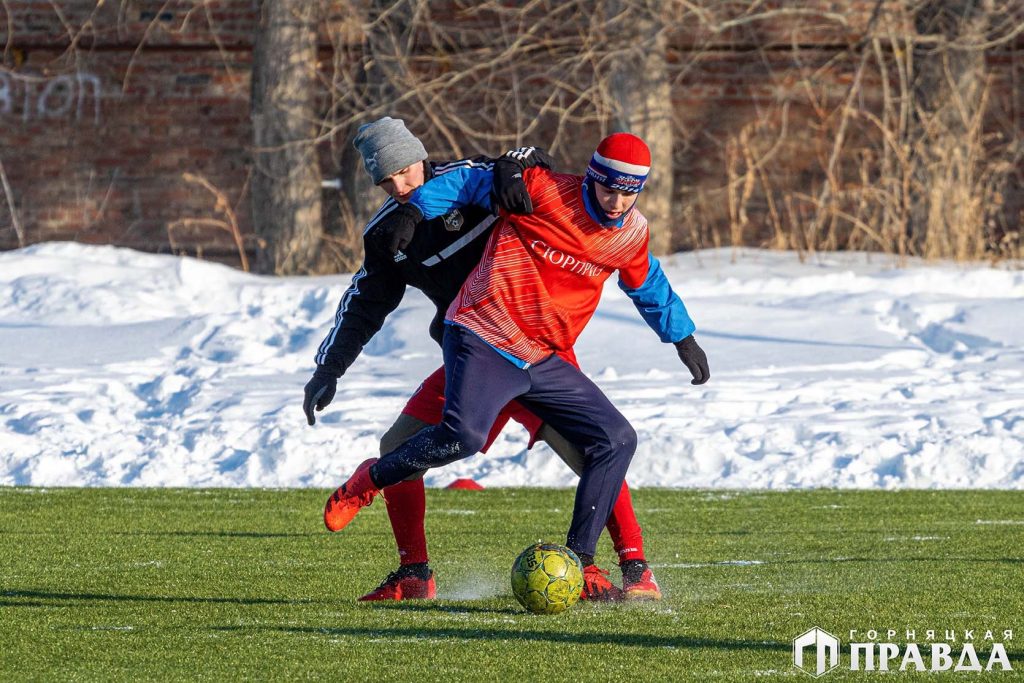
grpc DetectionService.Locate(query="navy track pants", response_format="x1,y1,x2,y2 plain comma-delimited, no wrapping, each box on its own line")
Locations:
370,325,637,557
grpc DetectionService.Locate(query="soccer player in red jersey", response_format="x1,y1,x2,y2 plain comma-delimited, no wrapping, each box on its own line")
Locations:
308,119,669,601
324,132,710,591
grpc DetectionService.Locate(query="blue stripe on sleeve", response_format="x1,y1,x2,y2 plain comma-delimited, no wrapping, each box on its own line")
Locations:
618,254,696,343
409,165,495,220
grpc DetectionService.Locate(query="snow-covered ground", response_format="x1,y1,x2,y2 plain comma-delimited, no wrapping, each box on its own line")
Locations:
1,242,1021,489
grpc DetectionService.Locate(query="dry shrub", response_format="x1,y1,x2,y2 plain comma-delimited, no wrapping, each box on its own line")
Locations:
717,0,1023,263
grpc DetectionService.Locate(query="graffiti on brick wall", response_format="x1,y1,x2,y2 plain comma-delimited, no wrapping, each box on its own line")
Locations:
0,71,102,124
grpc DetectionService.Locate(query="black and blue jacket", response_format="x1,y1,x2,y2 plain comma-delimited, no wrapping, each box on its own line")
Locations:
314,150,548,376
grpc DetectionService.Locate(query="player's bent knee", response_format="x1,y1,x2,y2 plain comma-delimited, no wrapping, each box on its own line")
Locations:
456,431,488,458
380,414,432,456
441,421,488,458
608,420,638,457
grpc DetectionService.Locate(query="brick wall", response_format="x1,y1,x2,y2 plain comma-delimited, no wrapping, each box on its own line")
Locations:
1,47,250,253
1,1,1020,268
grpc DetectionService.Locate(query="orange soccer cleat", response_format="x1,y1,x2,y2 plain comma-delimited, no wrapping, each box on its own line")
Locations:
324,458,380,532
358,564,436,601
621,560,662,600
579,564,624,602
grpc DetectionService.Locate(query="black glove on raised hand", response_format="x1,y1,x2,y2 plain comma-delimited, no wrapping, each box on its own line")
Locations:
674,335,710,385
303,368,338,426
377,202,423,255
492,158,533,214
492,147,556,215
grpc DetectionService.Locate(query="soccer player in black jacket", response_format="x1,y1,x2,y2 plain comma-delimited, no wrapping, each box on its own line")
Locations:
303,117,661,602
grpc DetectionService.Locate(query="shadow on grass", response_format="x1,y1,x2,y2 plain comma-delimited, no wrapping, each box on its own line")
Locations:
211,623,790,652
366,602,521,615
152,531,317,539
0,530,317,539
771,557,1024,566
1,589,314,606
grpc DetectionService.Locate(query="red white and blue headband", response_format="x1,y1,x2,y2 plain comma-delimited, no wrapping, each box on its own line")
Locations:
585,133,651,193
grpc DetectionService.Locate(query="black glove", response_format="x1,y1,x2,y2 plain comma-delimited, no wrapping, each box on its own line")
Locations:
674,335,710,385
376,202,423,255
493,158,533,214
303,368,338,426
492,147,555,215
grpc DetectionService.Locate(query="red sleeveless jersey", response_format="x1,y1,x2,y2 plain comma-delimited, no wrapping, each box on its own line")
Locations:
446,168,652,365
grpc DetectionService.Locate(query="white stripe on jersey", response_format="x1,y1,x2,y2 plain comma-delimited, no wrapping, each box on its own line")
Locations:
433,159,494,174
422,215,497,266
315,266,367,364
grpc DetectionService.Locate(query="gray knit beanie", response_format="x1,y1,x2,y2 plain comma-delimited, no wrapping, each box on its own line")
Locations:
353,117,428,184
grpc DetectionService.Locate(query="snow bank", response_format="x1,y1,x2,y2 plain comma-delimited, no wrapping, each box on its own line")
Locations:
1,243,1021,488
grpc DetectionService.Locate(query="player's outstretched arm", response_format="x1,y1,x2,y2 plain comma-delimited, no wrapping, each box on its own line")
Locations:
618,253,710,385
410,164,496,219
304,234,407,424
373,165,497,256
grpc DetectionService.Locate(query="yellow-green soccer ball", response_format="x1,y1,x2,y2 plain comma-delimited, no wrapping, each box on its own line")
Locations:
510,542,584,615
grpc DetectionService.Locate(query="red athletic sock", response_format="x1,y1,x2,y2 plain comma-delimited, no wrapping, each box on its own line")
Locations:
605,481,646,563
384,477,429,566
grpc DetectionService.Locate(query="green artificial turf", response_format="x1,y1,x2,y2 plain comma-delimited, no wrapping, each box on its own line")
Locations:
1,488,1021,681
